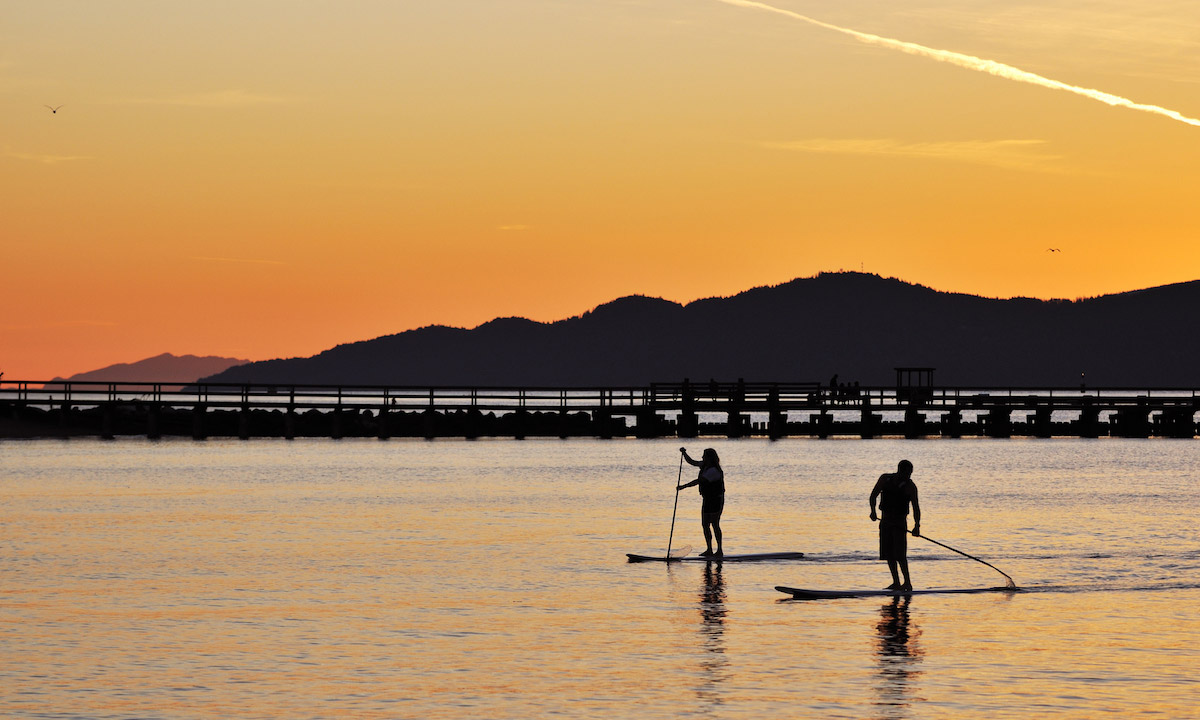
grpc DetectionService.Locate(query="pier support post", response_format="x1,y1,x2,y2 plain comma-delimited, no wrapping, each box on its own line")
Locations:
101,403,115,440
512,409,529,440
378,406,391,440
595,410,613,440
1112,402,1151,438
768,411,788,440
678,379,697,438
984,408,1012,438
942,408,963,438
859,394,879,438
810,410,832,439
767,386,787,440
192,404,207,440
239,404,251,440
1031,407,1053,438
904,408,926,439
463,409,481,439
726,379,746,438
1154,406,1197,438
725,412,747,439
636,409,661,439
285,406,296,440
677,412,698,438
1078,401,1101,438
147,403,161,440
331,408,343,440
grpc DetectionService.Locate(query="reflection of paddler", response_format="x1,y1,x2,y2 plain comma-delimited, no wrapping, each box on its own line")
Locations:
700,562,727,630
869,460,921,591
678,447,725,557
874,596,923,709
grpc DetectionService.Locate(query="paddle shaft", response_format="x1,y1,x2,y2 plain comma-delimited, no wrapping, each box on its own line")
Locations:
666,453,683,556
917,532,1017,588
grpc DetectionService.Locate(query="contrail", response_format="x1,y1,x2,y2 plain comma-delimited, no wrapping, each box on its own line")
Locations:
717,0,1200,128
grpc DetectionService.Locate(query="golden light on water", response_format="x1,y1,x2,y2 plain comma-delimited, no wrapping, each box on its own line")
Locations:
6,439,1197,717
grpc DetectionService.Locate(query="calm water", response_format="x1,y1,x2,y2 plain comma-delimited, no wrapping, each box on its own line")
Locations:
2,438,1198,718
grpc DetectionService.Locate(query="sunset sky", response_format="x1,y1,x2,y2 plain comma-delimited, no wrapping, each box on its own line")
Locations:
4,1,1200,379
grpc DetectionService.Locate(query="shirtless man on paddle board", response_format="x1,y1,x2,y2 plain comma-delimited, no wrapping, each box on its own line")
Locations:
869,460,921,591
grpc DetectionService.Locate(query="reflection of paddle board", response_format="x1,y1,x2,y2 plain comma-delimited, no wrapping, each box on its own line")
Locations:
626,552,806,563
775,585,1019,599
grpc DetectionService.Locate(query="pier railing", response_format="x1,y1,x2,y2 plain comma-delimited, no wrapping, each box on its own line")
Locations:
1,379,1197,439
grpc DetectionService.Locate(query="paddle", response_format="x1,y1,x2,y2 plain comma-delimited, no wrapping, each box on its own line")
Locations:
917,532,1018,589
666,450,686,559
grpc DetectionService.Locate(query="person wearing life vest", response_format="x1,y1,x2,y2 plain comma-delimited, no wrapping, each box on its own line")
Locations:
678,447,725,557
869,459,921,591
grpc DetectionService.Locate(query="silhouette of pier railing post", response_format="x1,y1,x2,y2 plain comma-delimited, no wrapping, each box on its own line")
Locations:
285,388,297,440
677,379,698,439
515,389,534,440
1077,397,1100,438
192,385,207,440
1030,399,1053,438
942,404,963,438
557,390,570,440
726,379,747,439
377,389,391,440
767,385,787,440
636,387,660,439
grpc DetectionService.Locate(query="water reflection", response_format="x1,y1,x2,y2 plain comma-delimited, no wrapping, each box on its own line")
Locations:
696,560,729,707
873,596,923,719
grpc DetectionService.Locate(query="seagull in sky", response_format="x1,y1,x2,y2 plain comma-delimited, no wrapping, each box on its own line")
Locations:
1046,248,1061,253
44,104,63,114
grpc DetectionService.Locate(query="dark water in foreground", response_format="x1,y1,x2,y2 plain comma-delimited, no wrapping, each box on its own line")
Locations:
2,438,1198,718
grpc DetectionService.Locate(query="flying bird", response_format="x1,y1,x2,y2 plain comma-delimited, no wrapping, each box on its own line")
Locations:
1046,248,1061,253
44,104,63,114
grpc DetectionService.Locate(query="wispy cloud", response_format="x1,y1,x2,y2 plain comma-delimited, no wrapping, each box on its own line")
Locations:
190,255,287,266
716,0,1200,128
764,138,1064,172
117,89,292,108
1,320,118,331
3,146,93,164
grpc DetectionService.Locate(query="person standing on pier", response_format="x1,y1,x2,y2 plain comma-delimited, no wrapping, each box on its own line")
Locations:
678,447,725,557
869,460,921,591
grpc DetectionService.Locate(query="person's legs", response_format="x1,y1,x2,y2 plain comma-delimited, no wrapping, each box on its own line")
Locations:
898,557,912,591
886,559,902,589
701,519,714,555
711,518,723,555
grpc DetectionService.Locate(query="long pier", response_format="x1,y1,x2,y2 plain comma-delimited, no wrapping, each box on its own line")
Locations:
1,379,1197,440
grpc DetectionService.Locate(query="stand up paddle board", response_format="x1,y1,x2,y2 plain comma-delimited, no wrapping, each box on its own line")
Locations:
775,585,1019,599
627,552,806,563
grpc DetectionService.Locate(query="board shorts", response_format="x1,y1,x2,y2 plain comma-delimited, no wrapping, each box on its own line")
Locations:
701,493,724,523
878,516,908,560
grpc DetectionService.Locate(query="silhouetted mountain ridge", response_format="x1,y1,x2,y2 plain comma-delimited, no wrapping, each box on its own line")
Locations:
51,353,250,389
201,273,1200,387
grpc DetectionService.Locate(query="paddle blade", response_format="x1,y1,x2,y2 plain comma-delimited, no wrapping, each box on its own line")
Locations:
667,544,693,559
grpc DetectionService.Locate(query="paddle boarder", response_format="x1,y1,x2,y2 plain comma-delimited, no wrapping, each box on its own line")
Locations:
869,459,921,591
677,447,725,557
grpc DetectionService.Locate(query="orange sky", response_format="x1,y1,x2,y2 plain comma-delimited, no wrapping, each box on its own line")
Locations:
4,1,1200,379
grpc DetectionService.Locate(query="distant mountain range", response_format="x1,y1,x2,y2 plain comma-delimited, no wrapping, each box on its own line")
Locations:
52,353,249,388
197,272,1200,388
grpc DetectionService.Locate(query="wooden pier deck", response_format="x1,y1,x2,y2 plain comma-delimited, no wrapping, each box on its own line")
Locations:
1,379,1196,439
